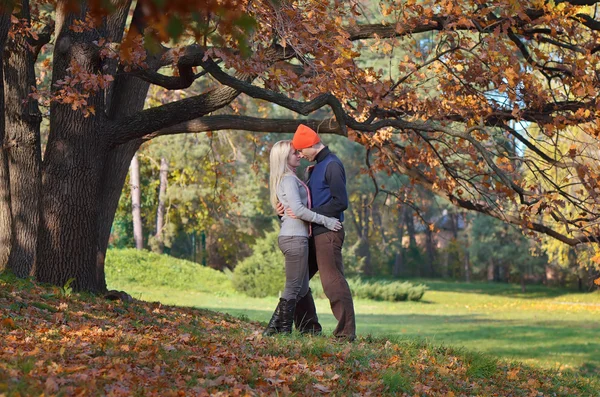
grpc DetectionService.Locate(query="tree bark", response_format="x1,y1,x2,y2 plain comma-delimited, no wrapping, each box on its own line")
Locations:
405,209,417,248
487,259,495,281
4,0,42,277
425,226,435,277
95,56,151,290
392,206,406,278
154,157,168,254
35,3,108,292
463,247,471,282
130,153,143,250
0,2,15,272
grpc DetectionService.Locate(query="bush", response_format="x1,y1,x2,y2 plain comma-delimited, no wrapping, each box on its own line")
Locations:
231,224,427,301
311,276,426,302
232,226,286,298
105,248,234,294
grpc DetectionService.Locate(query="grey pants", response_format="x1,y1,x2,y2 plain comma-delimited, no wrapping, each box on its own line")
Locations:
278,236,310,301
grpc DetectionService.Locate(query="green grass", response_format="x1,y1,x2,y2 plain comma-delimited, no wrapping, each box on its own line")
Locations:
106,249,600,378
3,270,599,395
105,248,235,295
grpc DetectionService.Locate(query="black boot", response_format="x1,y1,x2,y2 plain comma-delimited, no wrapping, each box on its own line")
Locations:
294,289,322,335
264,298,296,336
279,298,296,334
263,298,285,336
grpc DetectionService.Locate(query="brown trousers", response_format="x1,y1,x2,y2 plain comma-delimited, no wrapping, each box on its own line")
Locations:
294,229,356,339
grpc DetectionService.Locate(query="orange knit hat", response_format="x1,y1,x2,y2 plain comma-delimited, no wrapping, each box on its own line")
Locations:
292,124,321,149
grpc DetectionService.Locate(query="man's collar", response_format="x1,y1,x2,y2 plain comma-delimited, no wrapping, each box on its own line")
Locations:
315,146,330,163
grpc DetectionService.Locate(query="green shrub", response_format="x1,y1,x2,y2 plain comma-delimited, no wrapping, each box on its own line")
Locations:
311,276,426,302
105,248,234,294
232,226,286,298
230,224,427,301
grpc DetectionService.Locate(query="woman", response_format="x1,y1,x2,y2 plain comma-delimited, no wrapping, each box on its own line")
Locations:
264,140,342,336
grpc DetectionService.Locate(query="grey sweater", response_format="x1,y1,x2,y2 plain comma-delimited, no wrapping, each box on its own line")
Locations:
277,174,339,237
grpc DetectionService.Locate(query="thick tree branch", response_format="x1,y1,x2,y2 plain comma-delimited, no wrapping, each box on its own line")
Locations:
507,29,572,76
558,0,600,5
346,21,442,40
135,116,345,143
198,52,350,133
107,84,244,146
127,64,195,89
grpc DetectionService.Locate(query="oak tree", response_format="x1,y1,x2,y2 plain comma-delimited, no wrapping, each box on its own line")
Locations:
2,0,600,291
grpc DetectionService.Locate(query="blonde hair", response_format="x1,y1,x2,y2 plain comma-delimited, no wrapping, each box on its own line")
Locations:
269,140,294,210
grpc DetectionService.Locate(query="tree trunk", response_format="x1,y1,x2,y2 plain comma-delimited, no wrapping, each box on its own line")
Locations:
130,153,143,250
154,157,168,254
392,206,406,278
405,209,417,248
463,248,471,282
95,73,150,290
94,0,165,287
520,273,526,293
425,226,435,278
35,6,108,292
4,0,42,277
487,259,495,281
0,2,15,272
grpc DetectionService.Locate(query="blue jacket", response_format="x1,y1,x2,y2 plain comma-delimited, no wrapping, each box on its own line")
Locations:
307,147,348,235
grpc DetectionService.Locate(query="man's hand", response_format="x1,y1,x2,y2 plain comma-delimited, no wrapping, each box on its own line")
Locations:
276,202,285,217
276,202,297,218
285,208,297,219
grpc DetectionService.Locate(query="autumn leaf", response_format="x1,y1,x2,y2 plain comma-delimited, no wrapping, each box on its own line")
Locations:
314,383,332,393
1,317,15,329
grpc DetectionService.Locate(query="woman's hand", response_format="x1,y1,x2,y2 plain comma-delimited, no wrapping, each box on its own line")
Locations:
324,217,342,231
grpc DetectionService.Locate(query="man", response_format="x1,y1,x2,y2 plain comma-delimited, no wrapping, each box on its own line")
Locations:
279,124,356,341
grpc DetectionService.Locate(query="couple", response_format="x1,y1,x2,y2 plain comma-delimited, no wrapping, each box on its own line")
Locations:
263,124,356,341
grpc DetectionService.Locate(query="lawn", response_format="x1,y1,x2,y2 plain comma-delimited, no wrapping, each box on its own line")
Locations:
4,273,597,396
110,278,600,377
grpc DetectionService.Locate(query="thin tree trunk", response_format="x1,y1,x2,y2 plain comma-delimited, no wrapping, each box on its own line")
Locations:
463,248,471,282
130,153,143,250
0,2,15,271
487,258,495,281
425,226,435,277
463,214,471,282
405,209,417,248
392,206,406,278
154,157,168,254
4,0,42,277
358,196,372,275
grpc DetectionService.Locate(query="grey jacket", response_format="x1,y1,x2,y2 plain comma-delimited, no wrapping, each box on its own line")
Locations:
277,174,339,237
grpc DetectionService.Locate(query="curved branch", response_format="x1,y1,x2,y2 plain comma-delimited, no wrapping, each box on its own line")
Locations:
107,84,244,146
507,29,572,76
496,122,561,166
127,64,195,89
132,116,346,144
346,20,442,40
198,52,350,134
378,145,596,246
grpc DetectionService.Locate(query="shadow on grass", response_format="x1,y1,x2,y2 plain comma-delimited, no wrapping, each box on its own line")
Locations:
403,278,591,299
211,306,600,376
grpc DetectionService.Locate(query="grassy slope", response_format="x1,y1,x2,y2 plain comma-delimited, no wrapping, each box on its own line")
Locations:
105,250,600,375
1,273,598,396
